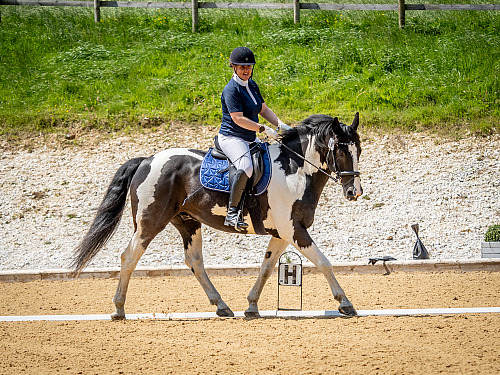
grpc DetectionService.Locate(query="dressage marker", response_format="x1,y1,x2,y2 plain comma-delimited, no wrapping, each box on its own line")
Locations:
1,307,499,322
277,251,303,311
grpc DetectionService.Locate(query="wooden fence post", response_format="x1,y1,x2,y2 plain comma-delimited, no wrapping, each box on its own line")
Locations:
398,0,405,28
192,0,199,32
94,0,100,23
294,0,300,24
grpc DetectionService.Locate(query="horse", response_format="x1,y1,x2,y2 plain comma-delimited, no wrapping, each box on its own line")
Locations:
72,112,363,319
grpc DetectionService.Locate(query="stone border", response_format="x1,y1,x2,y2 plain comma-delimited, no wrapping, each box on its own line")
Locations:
1,259,499,283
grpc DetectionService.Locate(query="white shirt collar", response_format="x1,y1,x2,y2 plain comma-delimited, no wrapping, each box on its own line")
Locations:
232,73,248,87
232,73,257,105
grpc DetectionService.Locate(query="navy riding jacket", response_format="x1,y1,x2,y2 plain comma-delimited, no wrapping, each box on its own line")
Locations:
220,77,264,142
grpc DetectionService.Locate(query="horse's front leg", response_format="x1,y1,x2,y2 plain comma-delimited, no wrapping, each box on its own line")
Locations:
245,237,288,318
292,227,357,316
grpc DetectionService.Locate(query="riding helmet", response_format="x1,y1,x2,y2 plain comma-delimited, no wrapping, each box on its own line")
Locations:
229,47,256,66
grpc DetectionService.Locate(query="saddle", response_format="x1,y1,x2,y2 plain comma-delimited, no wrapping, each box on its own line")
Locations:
200,136,272,234
200,136,272,196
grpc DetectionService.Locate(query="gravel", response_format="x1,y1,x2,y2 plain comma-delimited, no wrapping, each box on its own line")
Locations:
1,128,499,271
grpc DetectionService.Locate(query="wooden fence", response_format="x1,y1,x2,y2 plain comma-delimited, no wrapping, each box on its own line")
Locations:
1,0,499,31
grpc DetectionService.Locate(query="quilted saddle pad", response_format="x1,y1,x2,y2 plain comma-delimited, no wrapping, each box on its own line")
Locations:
199,142,272,196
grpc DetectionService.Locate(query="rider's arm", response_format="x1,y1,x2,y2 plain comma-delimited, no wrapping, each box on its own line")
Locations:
230,112,264,132
260,104,291,131
258,103,279,127
230,111,278,138
230,103,279,131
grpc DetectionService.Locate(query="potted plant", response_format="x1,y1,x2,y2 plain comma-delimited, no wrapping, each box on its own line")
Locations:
481,225,500,258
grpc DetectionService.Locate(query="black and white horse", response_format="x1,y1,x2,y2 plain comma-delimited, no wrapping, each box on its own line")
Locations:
72,113,363,319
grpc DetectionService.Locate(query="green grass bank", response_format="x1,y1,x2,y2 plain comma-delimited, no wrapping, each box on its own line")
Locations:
0,4,499,137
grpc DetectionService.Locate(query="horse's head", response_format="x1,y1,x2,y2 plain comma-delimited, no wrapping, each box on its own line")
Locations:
285,112,363,201
328,113,363,201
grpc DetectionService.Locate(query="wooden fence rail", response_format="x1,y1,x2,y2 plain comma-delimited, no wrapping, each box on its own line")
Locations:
1,0,499,31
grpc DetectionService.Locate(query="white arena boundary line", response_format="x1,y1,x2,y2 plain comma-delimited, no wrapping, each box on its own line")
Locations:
1,259,500,282
1,307,499,322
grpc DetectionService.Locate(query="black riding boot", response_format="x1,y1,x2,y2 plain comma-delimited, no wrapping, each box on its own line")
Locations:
224,169,249,230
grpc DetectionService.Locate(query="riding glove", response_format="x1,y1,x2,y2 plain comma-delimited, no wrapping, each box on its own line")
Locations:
263,125,278,139
277,119,292,132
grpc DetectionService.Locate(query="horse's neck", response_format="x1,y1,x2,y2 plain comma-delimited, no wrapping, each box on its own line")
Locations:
301,134,324,174
303,134,330,192
282,134,330,196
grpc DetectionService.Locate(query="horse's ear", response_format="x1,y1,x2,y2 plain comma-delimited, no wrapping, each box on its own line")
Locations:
351,112,359,131
332,117,342,135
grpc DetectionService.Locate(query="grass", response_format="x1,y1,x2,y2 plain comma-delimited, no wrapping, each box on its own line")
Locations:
0,4,499,138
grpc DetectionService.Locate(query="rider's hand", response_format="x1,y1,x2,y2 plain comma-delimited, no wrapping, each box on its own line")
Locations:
263,125,278,139
277,119,292,132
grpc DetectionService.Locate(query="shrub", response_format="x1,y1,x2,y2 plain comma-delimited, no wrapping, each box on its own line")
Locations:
484,225,500,242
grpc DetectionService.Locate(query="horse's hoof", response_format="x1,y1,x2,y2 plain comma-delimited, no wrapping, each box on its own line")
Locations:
244,310,261,318
338,305,358,317
111,312,126,321
216,307,234,317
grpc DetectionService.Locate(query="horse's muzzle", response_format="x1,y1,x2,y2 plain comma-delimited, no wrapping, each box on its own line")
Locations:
346,187,358,201
345,183,362,201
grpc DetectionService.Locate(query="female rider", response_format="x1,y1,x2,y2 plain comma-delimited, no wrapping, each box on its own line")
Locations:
218,46,290,230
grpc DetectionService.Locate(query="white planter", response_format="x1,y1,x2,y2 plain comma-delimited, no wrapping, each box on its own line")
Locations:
481,242,500,258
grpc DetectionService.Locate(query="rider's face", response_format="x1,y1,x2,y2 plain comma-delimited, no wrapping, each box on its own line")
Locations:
234,65,253,81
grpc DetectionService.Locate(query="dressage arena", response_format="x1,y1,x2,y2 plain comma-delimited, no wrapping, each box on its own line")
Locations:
1,130,499,373
1,269,499,374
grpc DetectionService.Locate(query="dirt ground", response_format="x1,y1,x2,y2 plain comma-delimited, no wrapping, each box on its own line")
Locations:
0,271,499,374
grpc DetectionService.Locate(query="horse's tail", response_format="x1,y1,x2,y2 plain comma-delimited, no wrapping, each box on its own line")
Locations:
71,157,147,276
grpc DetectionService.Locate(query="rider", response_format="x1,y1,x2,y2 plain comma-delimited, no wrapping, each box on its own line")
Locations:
218,46,290,230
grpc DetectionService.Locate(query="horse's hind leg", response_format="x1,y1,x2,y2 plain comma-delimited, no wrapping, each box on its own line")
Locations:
245,237,288,318
171,216,234,317
111,230,154,320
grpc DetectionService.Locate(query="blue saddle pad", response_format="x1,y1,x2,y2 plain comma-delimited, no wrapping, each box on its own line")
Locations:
200,142,272,196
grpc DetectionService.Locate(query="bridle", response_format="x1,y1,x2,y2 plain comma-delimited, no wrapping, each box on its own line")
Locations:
326,137,361,184
278,135,361,186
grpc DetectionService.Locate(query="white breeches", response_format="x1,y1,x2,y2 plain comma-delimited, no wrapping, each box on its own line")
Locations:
218,134,257,178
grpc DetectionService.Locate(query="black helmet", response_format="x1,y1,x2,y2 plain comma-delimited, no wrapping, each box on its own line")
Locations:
229,47,256,66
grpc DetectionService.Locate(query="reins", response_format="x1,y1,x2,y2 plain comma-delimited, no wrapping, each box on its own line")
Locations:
278,141,340,183
276,136,360,185
183,132,360,208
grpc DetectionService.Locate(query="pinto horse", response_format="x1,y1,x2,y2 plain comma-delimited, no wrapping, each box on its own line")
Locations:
72,113,363,319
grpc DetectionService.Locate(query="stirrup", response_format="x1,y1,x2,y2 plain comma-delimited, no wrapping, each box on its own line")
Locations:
235,219,248,230
224,208,248,230
224,217,248,231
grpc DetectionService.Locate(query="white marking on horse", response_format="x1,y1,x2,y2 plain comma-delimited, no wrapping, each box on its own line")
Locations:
136,149,202,225
304,135,322,174
210,204,227,217
264,140,319,240
348,143,362,198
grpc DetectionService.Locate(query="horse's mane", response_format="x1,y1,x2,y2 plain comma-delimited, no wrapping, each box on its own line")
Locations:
280,114,359,146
